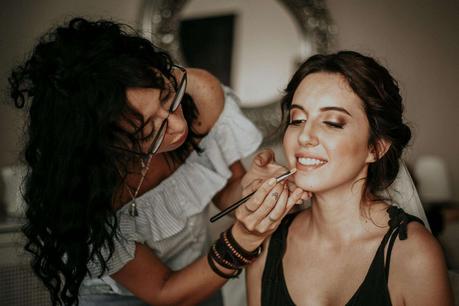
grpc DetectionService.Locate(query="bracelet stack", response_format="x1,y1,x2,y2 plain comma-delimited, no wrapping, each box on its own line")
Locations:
207,226,262,279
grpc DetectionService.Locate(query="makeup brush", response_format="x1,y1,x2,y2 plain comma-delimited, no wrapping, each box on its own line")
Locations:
209,168,297,223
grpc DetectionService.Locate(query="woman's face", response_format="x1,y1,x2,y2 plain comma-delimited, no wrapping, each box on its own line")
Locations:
124,82,188,154
283,72,374,194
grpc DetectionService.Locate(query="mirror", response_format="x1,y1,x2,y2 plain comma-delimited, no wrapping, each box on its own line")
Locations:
140,0,335,144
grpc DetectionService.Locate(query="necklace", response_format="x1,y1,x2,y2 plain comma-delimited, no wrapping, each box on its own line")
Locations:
126,154,153,217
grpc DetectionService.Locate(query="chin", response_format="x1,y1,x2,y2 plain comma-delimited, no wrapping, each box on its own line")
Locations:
293,171,333,193
294,178,321,192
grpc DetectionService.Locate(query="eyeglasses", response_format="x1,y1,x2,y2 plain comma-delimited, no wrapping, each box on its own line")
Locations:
111,64,187,156
147,64,187,155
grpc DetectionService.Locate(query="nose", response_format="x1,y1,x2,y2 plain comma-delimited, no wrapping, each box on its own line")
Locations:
298,122,319,147
156,106,170,120
165,106,185,134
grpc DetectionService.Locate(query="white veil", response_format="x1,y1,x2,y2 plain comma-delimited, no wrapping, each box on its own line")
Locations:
378,160,431,231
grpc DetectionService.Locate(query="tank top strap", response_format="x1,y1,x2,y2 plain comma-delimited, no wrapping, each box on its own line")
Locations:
261,211,299,306
383,206,425,281
345,206,426,306
263,211,298,279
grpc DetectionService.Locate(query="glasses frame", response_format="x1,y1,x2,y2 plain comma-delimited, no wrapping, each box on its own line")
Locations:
111,64,187,157
147,64,187,155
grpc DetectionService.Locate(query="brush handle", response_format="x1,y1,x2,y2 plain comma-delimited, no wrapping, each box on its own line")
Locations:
209,190,256,223
209,170,294,223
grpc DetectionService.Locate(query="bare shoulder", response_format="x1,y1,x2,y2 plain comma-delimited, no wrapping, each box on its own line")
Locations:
186,68,225,134
389,222,454,305
392,222,444,269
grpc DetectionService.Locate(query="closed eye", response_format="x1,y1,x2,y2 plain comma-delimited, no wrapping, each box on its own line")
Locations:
160,86,173,105
324,121,344,129
138,128,157,142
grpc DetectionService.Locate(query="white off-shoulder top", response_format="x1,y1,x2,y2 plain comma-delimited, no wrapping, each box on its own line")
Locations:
81,86,263,295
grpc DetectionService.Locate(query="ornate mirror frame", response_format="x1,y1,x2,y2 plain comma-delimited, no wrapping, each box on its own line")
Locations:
140,0,335,145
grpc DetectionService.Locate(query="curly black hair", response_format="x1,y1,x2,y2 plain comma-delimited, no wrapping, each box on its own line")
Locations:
9,17,203,305
281,51,411,199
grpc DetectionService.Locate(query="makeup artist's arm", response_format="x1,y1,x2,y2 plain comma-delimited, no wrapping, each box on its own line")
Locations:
182,68,246,209
111,177,304,306
183,68,287,211
111,243,229,306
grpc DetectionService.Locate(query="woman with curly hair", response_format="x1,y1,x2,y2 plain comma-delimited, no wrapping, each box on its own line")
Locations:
9,17,309,305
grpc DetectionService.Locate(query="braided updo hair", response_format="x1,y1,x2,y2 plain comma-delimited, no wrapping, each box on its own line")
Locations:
281,51,411,198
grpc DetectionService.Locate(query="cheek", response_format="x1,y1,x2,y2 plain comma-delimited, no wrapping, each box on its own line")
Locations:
177,114,189,133
283,128,298,167
169,107,188,131
327,132,369,161
176,106,187,124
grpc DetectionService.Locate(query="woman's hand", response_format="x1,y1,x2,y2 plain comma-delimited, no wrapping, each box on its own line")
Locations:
241,149,308,200
232,173,312,251
240,149,285,190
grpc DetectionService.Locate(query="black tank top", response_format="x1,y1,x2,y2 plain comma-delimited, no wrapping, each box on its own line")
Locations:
261,206,424,306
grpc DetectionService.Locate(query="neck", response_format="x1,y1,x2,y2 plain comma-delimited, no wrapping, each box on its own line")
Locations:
308,180,371,244
115,153,167,209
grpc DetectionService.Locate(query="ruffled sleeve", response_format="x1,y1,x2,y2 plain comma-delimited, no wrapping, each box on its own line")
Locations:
194,85,263,179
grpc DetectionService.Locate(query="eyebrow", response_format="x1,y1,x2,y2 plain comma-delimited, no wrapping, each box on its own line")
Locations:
290,104,352,117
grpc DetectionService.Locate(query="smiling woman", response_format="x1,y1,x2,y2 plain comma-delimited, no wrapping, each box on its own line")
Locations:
246,51,454,306
284,72,374,193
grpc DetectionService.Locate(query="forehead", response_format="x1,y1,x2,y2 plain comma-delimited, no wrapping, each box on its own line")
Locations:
292,72,364,114
126,87,161,112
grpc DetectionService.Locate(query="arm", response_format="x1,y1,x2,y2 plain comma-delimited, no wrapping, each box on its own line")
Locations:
391,223,454,306
212,161,246,211
185,68,289,212
185,68,224,135
246,239,270,306
112,176,308,305
111,243,228,306
183,68,247,209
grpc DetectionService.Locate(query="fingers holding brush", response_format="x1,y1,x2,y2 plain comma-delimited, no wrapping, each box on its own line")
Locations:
210,169,297,224
257,186,305,232
243,181,287,227
234,169,296,236
230,169,306,250
236,177,282,220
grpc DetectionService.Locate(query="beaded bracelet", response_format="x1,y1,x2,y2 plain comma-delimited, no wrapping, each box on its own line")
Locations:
207,226,263,279
210,244,238,270
212,233,246,269
226,226,263,260
207,252,242,279
221,231,252,265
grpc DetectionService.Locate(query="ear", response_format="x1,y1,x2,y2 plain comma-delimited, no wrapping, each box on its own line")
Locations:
366,138,391,163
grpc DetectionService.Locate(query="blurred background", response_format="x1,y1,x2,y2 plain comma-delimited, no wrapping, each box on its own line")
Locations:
0,0,458,305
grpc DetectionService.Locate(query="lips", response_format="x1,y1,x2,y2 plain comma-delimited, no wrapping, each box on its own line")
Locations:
295,153,327,170
173,129,188,145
